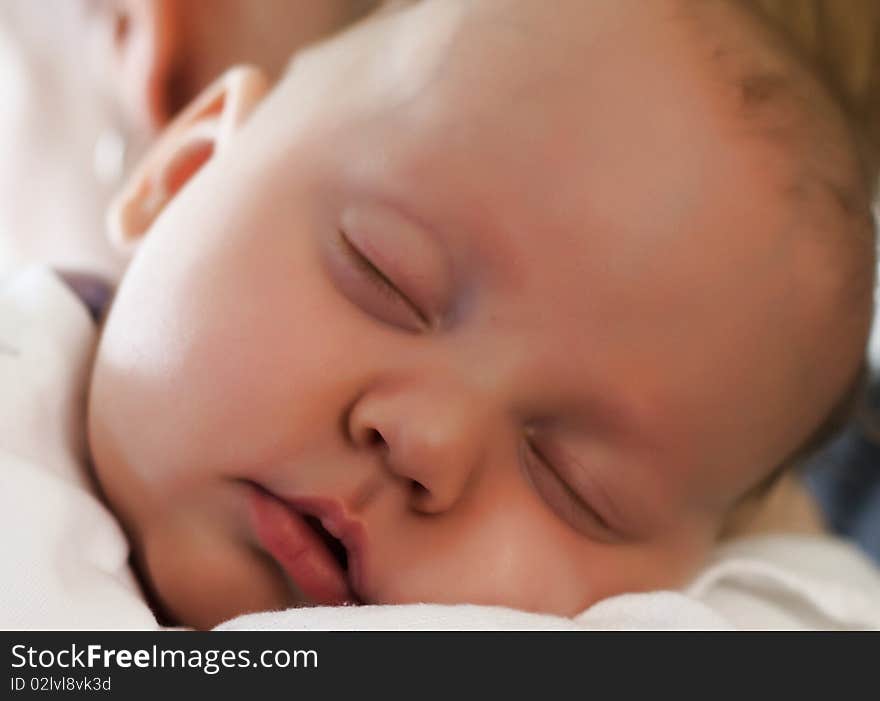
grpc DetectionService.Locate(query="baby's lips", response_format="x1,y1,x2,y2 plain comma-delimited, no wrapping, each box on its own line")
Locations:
249,486,356,606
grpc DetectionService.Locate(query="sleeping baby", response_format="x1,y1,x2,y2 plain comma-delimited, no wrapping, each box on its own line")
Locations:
4,0,880,630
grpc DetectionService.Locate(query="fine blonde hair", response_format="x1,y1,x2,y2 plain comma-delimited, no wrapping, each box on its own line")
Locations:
745,0,880,446
742,0,880,200
713,1,880,534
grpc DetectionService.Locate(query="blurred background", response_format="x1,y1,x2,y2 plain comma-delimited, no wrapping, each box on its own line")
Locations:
0,0,378,280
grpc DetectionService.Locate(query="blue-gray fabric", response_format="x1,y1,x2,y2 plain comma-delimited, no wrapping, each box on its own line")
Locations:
804,383,880,565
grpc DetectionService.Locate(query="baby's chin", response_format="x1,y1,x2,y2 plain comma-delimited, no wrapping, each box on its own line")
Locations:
154,569,301,631
126,523,299,630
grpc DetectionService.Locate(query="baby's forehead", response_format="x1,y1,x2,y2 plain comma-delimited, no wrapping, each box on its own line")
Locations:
357,2,742,188
271,0,843,298
340,5,743,233
270,1,813,304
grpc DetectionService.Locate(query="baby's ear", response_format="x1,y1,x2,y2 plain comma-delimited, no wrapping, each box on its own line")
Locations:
106,65,269,254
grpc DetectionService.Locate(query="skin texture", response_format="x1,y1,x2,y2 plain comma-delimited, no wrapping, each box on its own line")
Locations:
88,0,873,629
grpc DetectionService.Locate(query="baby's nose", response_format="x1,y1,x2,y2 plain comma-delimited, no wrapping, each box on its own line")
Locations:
347,379,491,514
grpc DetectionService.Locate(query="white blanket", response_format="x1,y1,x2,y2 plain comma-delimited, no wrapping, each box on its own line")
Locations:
2,265,879,631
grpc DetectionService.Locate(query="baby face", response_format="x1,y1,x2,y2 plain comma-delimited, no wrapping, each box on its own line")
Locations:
88,0,870,628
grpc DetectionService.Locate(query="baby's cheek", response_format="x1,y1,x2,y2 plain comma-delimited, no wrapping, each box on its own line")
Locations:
371,495,606,613
390,504,711,615
137,511,296,630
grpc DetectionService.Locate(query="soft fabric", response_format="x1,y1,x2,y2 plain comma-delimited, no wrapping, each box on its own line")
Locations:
0,265,158,629
2,265,879,631
214,594,733,631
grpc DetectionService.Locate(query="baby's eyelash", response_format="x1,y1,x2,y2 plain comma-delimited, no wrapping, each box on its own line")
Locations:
523,438,614,537
337,229,430,326
339,229,398,299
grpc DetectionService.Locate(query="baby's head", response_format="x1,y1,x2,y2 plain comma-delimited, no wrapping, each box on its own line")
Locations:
86,0,877,628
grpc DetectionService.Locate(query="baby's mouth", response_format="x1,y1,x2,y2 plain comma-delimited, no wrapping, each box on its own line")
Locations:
247,484,363,606
303,514,349,573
